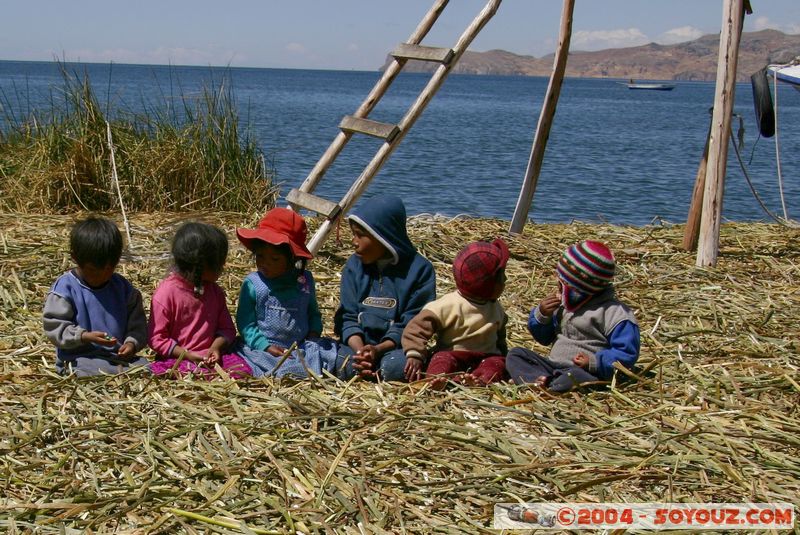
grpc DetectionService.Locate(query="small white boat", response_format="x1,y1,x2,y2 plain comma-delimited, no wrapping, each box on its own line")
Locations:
768,63,800,90
620,80,676,91
771,64,800,85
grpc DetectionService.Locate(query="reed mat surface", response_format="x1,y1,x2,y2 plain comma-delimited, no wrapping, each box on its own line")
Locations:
0,212,798,533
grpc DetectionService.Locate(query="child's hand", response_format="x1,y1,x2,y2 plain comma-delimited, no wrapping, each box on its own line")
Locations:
204,348,221,366
353,345,377,377
117,342,136,358
573,353,590,369
82,331,118,347
404,356,424,382
539,290,561,317
267,345,286,357
81,331,117,347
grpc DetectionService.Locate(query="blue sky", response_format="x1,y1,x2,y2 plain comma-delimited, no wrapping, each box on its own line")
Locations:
2,1,798,70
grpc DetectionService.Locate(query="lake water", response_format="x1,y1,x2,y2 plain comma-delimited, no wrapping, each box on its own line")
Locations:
1,60,798,224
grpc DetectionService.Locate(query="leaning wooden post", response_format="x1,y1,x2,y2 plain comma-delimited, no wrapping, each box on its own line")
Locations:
682,113,712,251
305,0,502,254
696,0,746,266
508,0,574,234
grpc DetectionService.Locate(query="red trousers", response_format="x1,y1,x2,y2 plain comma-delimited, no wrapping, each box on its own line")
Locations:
425,350,507,384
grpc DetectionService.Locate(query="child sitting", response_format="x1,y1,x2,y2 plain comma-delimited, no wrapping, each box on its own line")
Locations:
234,208,337,378
149,222,251,379
334,194,436,382
402,239,509,388
43,216,149,376
506,240,640,392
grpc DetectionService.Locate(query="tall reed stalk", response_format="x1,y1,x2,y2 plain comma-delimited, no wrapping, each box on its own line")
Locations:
0,62,277,213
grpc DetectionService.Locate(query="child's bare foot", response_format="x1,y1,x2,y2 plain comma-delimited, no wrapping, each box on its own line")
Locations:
533,375,549,388
427,375,449,391
460,373,484,387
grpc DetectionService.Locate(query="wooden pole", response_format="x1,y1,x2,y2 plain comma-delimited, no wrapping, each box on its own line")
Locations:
682,113,712,251
296,0,450,196
696,0,746,266
508,0,574,234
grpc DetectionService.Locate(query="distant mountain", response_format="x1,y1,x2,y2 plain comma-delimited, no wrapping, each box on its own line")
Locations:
383,29,800,81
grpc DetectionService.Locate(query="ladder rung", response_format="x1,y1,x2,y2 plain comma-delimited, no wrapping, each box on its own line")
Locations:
339,116,400,142
286,189,341,219
391,43,454,64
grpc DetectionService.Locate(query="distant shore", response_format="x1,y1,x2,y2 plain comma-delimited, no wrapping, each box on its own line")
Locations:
386,29,800,82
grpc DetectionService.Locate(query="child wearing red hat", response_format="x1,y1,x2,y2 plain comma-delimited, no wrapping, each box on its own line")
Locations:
402,239,509,389
506,240,640,393
234,208,337,378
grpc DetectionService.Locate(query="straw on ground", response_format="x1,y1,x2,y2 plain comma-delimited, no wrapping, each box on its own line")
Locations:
0,212,798,533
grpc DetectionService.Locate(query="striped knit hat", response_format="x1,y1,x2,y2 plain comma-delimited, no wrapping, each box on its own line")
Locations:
556,240,615,294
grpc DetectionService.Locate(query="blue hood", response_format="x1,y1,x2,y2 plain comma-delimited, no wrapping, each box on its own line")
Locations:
348,195,416,264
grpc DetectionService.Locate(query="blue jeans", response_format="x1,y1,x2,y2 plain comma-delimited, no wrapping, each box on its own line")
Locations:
506,347,600,393
336,346,408,382
56,355,151,377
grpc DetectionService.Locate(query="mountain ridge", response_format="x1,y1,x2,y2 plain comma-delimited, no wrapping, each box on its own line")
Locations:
384,29,800,81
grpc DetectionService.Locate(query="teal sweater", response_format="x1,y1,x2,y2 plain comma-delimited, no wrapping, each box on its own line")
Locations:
236,269,322,351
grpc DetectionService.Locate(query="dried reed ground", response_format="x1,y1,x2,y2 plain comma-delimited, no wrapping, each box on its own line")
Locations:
0,212,798,534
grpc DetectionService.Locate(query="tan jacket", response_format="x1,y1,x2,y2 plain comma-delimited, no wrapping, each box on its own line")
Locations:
401,291,507,361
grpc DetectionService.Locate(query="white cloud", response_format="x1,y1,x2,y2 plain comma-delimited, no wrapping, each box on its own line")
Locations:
346,43,359,52
750,15,800,34
55,46,239,66
281,41,326,68
753,16,773,31
657,26,705,45
285,42,306,54
149,46,238,66
571,28,649,51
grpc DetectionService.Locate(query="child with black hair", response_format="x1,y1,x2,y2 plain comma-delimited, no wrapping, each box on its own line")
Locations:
148,222,251,378
43,216,149,376
234,207,337,378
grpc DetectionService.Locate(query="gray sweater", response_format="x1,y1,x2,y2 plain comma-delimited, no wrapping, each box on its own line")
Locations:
43,271,147,356
532,287,638,372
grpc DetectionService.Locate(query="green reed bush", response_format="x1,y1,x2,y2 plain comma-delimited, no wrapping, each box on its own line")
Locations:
0,62,277,213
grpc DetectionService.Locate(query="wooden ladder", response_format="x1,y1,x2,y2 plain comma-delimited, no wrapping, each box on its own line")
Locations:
286,0,502,254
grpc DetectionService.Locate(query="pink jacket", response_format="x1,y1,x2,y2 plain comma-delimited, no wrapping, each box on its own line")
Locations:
148,273,236,358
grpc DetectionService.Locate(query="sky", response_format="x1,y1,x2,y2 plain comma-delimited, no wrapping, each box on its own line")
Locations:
1,1,799,71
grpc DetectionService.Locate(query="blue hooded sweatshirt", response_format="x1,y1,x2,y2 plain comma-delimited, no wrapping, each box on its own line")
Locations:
334,195,436,348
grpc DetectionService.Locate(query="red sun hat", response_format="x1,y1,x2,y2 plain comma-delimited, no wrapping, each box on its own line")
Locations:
236,207,313,259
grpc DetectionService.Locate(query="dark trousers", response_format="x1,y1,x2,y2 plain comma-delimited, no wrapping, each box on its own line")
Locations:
426,350,507,384
505,347,600,393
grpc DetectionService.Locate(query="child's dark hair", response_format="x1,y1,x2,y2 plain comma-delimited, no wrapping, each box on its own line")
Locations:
70,217,123,267
171,222,228,296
